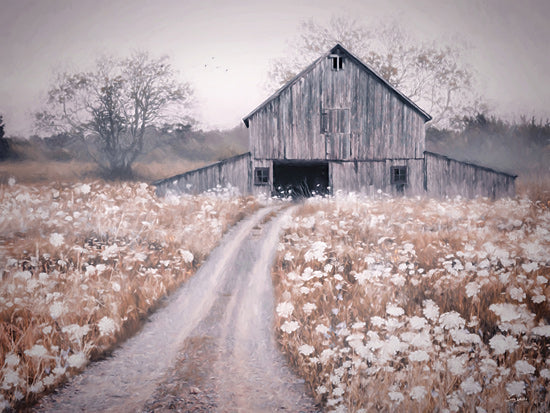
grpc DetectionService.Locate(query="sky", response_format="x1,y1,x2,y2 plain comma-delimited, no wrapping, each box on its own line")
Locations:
0,0,549,137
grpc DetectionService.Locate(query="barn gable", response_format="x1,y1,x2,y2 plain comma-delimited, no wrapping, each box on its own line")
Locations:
243,44,431,164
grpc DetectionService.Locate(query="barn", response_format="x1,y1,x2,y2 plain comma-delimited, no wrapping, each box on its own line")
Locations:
155,44,516,199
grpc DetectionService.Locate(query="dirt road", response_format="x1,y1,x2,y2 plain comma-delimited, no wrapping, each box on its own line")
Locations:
35,205,318,412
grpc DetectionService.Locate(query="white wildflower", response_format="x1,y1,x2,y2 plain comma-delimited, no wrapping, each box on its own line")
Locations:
76,183,91,195
8,177,16,186
505,380,525,397
447,391,464,412
489,303,521,322
319,348,335,364
388,391,404,404
14,271,31,281
298,344,315,356
29,380,45,393
276,302,294,318
465,281,480,298
450,328,482,345
303,302,316,315
316,385,328,395
62,324,90,343
98,316,116,336
67,352,87,369
315,324,330,335
540,369,550,379
111,281,121,292
283,252,294,261
509,287,526,302
448,355,466,375
532,294,546,304
2,369,22,388
409,350,430,362
422,299,439,322
522,262,538,273
410,386,427,401
536,276,547,285
439,311,465,330
179,249,194,264
280,320,299,334
332,387,345,397
304,241,327,263
532,325,550,337
5,353,20,367
49,301,66,319
351,321,366,330
409,316,428,330
24,344,49,359
386,303,405,317
49,233,65,247
461,376,482,395
489,334,519,355
515,360,535,375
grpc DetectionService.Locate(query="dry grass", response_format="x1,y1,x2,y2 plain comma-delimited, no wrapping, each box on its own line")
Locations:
516,173,550,208
0,180,259,410
273,193,550,412
0,159,210,185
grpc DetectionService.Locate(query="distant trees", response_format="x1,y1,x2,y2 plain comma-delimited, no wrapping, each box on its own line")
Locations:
35,52,193,178
427,114,550,175
0,115,10,160
267,16,484,129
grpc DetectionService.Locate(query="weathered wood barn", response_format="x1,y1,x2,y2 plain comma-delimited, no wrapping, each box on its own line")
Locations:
155,44,516,198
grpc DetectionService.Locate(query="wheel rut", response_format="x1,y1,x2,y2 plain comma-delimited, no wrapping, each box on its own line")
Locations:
35,205,319,412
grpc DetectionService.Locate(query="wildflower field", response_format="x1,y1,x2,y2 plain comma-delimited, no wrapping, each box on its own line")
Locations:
273,193,550,412
0,180,257,410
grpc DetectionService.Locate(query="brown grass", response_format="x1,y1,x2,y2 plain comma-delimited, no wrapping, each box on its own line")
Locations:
0,180,259,410
272,194,550,412
0,159,210,185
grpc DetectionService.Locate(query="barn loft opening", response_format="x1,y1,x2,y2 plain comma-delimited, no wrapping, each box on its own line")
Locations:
329,54,343,70
273,161,329,198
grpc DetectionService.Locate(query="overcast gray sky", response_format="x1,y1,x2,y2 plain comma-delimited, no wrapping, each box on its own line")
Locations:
0,0,549,136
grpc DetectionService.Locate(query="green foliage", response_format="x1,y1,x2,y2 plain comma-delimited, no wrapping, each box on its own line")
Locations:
267,16,485,129
35,52,193,179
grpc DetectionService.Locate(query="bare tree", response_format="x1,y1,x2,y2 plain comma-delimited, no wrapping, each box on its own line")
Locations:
35,52,193,178
267,17,485,129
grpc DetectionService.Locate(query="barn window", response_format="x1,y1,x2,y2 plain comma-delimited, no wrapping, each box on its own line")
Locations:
391,166,407,185
329,54,343,70
254,167,269,185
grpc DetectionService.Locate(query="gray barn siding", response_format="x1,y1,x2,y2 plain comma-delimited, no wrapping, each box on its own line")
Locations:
330,159,424,196
247,47,427,163
424,152,516,199
154,153,251,196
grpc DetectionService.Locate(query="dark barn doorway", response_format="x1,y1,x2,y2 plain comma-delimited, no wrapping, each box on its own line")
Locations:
273,161,329,198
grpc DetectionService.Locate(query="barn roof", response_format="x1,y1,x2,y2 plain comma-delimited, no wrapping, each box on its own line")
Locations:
243,43,432,127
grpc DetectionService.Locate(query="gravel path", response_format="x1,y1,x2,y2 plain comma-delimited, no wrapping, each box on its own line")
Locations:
34,205,319,412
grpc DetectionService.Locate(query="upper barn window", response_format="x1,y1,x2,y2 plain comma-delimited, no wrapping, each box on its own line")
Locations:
329,54,343,70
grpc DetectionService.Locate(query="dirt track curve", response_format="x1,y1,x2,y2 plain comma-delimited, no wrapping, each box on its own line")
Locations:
34,205,319,412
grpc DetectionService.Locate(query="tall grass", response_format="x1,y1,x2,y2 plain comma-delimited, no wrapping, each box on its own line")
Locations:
273,193,550,412
0,179,258,410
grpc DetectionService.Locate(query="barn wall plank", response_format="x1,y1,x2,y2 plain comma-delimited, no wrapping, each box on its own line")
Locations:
153,153,252,196
424,152,516,199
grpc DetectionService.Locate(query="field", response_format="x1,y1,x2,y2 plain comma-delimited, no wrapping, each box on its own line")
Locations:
0,170,549,412
272,193,550,412
0,178,258,410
